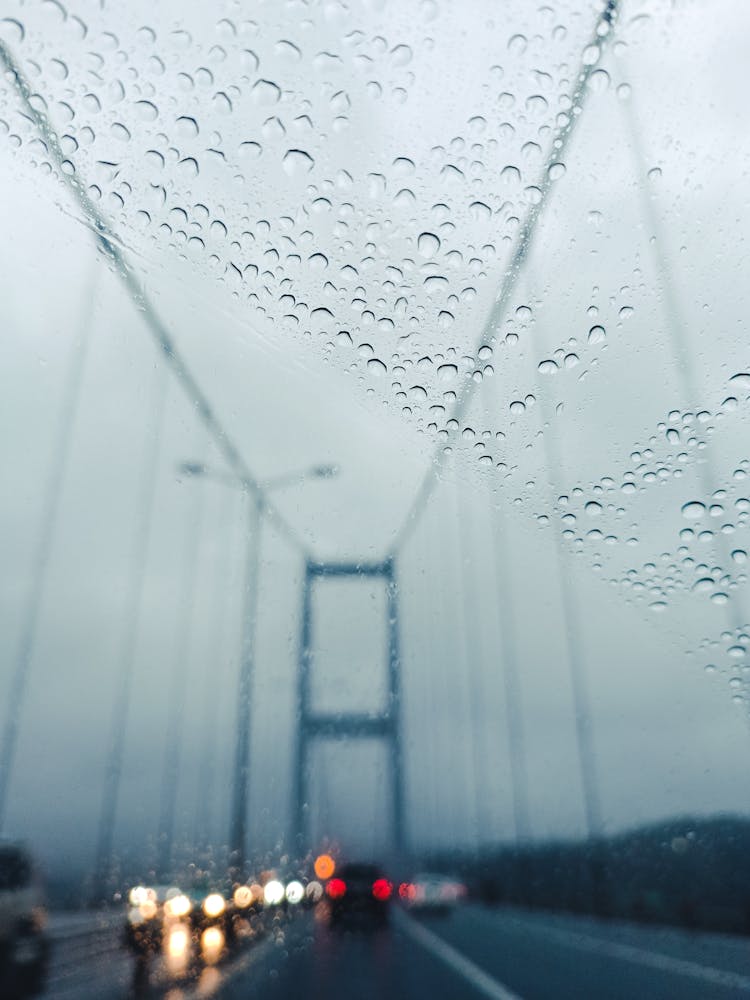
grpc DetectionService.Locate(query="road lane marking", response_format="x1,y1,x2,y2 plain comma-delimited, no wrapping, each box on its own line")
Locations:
467,908,750,993
526,921,750,992
397,911,522,1000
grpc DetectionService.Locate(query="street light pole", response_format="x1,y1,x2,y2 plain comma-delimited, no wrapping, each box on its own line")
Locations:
229,487,263,875
178,461,337,875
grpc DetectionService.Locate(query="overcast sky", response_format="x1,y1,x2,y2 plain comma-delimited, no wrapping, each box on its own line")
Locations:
1,0,750,879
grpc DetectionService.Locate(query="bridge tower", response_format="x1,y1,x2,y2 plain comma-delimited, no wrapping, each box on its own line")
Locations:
292,558,405,854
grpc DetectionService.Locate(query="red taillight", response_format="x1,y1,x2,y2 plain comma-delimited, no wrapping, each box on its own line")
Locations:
372,878,392,902
326,878,346,900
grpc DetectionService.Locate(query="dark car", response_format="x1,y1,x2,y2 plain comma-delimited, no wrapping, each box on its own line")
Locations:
0,842,49,998
326,863,392,929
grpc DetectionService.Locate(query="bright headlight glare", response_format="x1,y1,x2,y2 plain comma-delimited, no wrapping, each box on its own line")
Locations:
202,893,226,918
263,880,284,906
129,885,147,907
165,893,192,918
285,880,304,905
166,925,190,958
305,880,323,902
233,885,253,909
201,925,224,965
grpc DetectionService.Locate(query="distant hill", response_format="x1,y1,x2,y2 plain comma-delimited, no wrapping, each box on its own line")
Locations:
424,814,750,936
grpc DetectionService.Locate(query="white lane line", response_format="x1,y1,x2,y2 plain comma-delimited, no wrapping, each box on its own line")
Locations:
397,911,523,1000
467,908,750,993
526,921,750,992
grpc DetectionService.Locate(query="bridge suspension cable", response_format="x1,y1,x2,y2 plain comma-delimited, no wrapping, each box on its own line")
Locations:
0,265,98,830
92,363,169,900
390,0,620,556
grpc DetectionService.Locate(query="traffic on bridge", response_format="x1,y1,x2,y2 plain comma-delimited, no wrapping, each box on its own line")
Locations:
2,0,750,997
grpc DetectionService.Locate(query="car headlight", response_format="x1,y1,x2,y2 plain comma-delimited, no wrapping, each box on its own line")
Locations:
202,893,226,918
201,925,225,964
165,924,190,959
129,885,148,907
263,880,284,906
164,893,192,918
285,880,304,905
233,885,254,909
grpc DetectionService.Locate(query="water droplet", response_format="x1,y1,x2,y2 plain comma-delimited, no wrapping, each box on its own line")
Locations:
647,166,662,181
390,44,413,67
176,115,199,138
681,501,706,520
582,43,601,65
437,363,458,382
585,501,603,516
252,79,281,105
241,49,260,72
283,149,314,176
507,33,527,54
49,58,69,80
423,275,448,294
548,162,566,181
111,122,131,142
418,232,440,257
729,372,750,389
523,185,542,205
469,200,491,222
213,91,233,114
135,100,158,122
238,140,262,160
367,358,387,376
276,39,302,61
588,324,606,344
179,156,199,177
538,359,558,374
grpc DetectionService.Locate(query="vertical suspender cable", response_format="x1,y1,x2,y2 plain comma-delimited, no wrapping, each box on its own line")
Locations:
481,386,531,850
157,457,207,879
92,362,168,900
455,475,489,853
449,480,481,848
192,484,239,852
0,264,98,830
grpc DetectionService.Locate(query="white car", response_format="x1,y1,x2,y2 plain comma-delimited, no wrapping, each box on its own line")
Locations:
404,874,467,914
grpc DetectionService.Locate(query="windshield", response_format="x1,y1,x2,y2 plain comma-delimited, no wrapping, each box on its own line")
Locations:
2,1,750,998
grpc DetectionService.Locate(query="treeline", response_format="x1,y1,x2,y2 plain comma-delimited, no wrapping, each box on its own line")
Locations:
426,815,750,936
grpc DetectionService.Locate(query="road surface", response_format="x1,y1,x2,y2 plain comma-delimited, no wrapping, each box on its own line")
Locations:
42,904,750,999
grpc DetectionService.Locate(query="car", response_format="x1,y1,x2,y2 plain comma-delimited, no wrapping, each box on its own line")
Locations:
401,873,467,915
325,862,393,929
0,841,49,998
125,882,230,975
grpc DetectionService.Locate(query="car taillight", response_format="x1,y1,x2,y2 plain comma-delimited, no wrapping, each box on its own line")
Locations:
326,878,346,899
372,878,392,901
